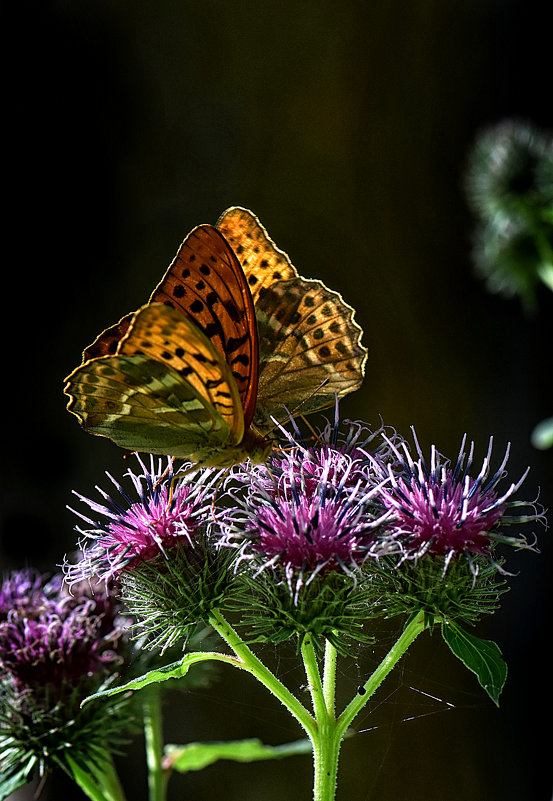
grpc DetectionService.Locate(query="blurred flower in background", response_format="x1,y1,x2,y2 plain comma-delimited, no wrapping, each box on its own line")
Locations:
0,568,133,797
465,119,553,309
465,119,553,450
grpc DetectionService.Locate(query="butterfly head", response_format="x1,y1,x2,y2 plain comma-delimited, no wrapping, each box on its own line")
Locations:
245,433,274,465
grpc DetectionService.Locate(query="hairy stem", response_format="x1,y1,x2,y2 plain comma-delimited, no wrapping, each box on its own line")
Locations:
208,609,316,739
143,684,167,801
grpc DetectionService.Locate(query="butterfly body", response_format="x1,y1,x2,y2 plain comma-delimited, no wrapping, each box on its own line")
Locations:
64,208,367,466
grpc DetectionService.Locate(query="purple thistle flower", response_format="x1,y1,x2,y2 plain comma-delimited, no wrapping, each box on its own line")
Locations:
267,406,402,498
65,455,222,585
0,569,122,698
372,431,543,565
0,570,133,787
0,568,48,620
222,417,393,599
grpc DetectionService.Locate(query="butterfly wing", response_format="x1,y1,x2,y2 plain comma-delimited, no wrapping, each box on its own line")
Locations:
251,277,367,430
74,224,259,431
82,313,133,360
216,206,298,304
64,303,245,460
216,208,367,429
149,224,258,429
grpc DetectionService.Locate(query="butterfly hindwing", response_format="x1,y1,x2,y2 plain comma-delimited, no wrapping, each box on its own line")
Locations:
64,304,245,460
251,277,367,429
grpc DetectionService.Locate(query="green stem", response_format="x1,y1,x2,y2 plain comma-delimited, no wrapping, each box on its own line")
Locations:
322,639,337,717
306,614,426,801
312,713,341,801
208,609,316,739
209,611,425,801
516,199,553,291
336,612,425,741
300,638,340,801
301,636,327,723
537,261,553,292
143,684,167,801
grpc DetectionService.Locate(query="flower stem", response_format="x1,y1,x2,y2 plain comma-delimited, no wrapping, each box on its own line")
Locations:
322,638,337,717
209,611,425,801
143,684,167,801
336,612,426,741
301,636,327,722
300,637,340,801
208,609,316,738
301,614,426,801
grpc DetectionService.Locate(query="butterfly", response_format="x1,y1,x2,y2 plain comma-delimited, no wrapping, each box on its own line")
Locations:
64,207,367,467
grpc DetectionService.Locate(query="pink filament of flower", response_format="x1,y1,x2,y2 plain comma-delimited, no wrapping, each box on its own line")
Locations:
251,497,367,570
384,472,505,555
99,485,199,564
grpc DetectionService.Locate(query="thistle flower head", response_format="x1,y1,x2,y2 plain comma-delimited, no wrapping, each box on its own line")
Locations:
374,431,543,566
0,570,122,698
222,416,394,600
65,455,222,585
466,119,553,219
266,408,402,496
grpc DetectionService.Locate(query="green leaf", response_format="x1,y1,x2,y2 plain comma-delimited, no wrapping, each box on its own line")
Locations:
441,620,507,705
82,651,239,706
164,738,312,773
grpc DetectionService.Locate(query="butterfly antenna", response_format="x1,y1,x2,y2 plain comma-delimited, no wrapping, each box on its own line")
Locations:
287,377,331,418
299,414,327,447
251,378,334,457
298,386,339,447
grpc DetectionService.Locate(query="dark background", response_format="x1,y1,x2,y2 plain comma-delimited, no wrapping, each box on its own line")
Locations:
2,2,551,800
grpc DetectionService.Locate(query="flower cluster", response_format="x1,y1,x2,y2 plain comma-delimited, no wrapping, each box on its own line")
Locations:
62,414,544,650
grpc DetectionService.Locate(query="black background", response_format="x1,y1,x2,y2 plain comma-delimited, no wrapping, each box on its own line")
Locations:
2,2,551,800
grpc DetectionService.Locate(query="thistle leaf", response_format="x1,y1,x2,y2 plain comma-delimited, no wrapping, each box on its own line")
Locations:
441,620,507,705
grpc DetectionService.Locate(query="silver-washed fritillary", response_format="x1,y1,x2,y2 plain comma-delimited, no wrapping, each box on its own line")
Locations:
64,207,367,466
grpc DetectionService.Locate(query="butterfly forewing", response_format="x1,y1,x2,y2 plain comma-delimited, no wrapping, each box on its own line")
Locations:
216,207,298,304
149,224,258,429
